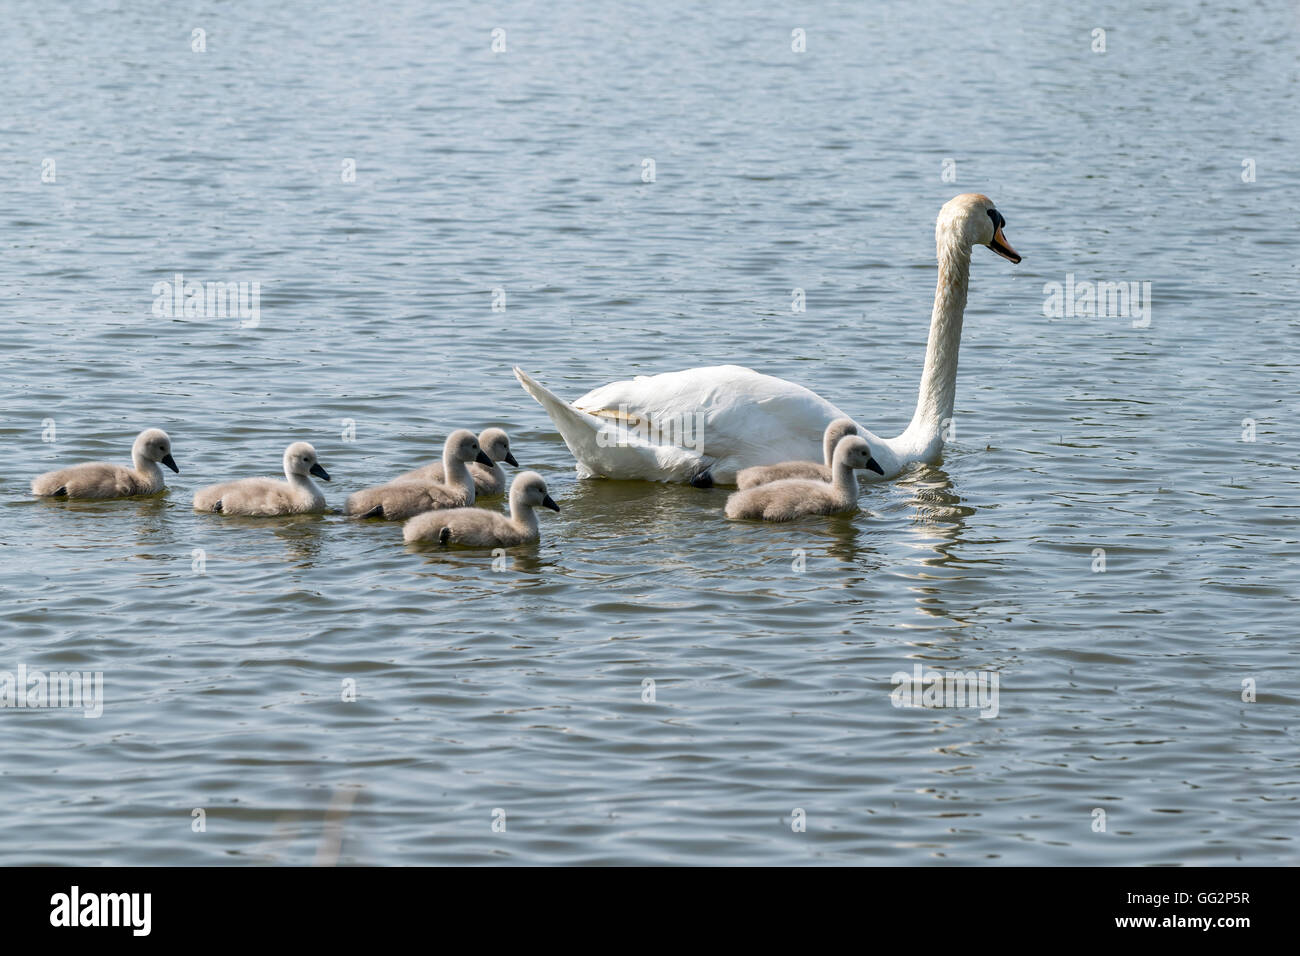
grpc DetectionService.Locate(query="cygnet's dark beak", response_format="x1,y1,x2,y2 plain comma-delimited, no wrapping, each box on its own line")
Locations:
161,454,179,473
475,450,494,466
865,457,885,476
310,463,331,481
504,451,519,467
542,494,560,512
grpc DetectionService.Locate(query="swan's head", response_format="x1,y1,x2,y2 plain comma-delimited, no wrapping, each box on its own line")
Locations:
835,435,885,476
135,428,179,473
446,429,494,466
937,194,1021,263
478,428,518,467
285,441,330,481
512,471,560,512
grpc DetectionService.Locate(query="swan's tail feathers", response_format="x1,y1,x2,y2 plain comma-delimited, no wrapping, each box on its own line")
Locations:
512,367,706,482
513,367,605,449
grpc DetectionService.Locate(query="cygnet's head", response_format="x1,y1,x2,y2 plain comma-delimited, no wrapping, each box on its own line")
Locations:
135,428,179,473
512,471,559,512
447,429,494,466
478,428,518,467
824,418,858,448
284,441,330,481
834,435,884,475
936,193,1021,263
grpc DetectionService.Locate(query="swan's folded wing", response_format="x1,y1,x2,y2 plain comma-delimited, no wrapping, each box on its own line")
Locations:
514,367,707,481
574,366,850,468
516,365,859,482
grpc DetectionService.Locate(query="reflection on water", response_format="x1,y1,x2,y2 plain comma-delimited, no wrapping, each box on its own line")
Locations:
901,469,977,562
409,542,553,578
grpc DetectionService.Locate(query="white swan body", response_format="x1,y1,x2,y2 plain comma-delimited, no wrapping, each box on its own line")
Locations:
515,364,865,484
515,193,1020,486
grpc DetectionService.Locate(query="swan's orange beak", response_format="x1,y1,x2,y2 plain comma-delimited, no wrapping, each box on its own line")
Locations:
989,225,1021,264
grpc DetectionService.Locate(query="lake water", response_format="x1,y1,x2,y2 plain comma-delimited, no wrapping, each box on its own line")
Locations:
1,1,1297,865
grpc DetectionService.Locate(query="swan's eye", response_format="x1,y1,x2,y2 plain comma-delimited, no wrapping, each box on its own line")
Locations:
987,208,1005,229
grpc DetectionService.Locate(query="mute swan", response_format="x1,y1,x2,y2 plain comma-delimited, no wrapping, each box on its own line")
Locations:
193,441,331,516
393,428,518,497
31,428,179,498
344,429,493,520
515,193,1020,485
735,418,873,489
403,471,560,547
725,435,874,521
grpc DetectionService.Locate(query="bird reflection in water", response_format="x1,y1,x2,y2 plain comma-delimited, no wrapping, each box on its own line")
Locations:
894,463,981,624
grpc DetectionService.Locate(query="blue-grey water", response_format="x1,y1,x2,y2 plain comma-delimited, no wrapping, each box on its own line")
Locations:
1,1,1297,865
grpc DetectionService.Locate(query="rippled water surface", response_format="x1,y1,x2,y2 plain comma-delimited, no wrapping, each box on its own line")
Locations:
2,1,1298,864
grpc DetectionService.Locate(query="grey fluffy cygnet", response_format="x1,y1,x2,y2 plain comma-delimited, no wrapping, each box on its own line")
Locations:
32,428,179,499
735,418,870,489
724,436,877,521
403,471,559,547
345,429,492,520
193,442,330,516
393,428,517,497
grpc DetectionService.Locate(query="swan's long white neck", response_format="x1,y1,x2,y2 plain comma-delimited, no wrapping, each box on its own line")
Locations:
895,234,971,456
